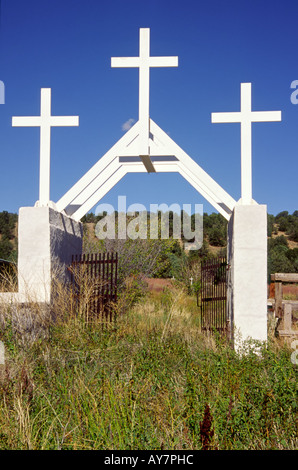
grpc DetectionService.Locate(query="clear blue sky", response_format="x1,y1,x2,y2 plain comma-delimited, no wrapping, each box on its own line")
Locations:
0,0,297,217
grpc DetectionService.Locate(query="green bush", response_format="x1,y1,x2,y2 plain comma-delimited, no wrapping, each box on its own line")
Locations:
0,211,18,261
287,219,298,242
0,236,14,260
267,214,275,237
208,227,226,246
268,234,298,274
278,217,290,232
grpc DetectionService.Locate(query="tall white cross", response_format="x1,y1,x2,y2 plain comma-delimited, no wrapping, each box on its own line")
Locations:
111,28,178,170
12,88,79,207
211,82,281,204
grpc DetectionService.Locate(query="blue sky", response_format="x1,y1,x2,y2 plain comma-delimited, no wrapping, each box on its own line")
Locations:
0,0,297,217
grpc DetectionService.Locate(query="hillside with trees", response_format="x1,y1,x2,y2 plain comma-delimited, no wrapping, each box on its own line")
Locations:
267,211,298,274
0,209,297,278
82,209,298,278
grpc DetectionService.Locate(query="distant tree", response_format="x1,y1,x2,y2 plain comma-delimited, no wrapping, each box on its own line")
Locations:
0,236,14,260
286,248,298,272
268,245,294,273
287,219,298,242
267,231,298,274
0,211,17,238
268,235,288,250
81,212,97,223
203,212,227,246
208,227,226,246
0,212,18,261
168,252,183,279
267,214,275,237
188,239,210,262
278,216,290,232
0,211,11,239
275,211,289,219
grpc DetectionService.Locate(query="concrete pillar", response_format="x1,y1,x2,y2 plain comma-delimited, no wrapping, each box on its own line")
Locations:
18,206,83,303
227,204,268,349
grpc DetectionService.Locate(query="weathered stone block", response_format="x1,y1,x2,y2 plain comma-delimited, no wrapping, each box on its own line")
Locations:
18,206,83,302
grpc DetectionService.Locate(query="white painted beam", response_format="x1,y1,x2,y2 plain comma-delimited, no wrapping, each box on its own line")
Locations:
59,116,236,221
56,121,139,212
150,119,236,214
71,166,127,221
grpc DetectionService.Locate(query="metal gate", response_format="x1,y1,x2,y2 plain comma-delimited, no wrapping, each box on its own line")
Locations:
70,252,118,321
201,257,227,333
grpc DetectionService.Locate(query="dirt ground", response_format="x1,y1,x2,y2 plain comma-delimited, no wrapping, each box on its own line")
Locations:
144,278,174,292
146,278,298,299
268,283,298,300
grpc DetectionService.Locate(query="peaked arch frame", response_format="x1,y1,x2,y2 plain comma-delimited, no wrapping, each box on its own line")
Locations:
56,118,236,222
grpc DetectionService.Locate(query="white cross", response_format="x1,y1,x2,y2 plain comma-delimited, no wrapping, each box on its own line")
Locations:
12,88,79,207
211,83,281,204
111,28,178,169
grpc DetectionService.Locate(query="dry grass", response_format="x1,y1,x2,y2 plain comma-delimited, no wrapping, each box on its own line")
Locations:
0,264,18,293
0,276,297,450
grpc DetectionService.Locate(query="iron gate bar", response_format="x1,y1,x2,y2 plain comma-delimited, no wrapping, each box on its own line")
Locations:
201,257,227,333
70,252,118,322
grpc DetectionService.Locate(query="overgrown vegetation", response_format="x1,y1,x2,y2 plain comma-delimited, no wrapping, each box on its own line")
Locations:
80,209,298,277
82,211,226,293
0,209,297,450
0,284,296,450
0,211,17,261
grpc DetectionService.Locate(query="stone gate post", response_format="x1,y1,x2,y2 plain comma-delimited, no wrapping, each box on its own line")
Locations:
227,204,268,349
18,206,83,303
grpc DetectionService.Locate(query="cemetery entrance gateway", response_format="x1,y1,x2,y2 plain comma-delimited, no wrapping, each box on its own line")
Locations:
10,28,282,349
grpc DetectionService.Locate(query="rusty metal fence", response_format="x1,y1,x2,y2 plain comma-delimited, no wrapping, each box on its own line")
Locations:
201,257,227,333
70,252,118,322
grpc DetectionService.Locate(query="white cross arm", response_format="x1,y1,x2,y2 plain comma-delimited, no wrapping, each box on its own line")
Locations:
12,116,42,127
50,116,79,126
149,57,178,67
12,115,79,127
250,111,281,122
111,56,178,68
211,112,241,123
211,110,281,123
111,57,140,68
